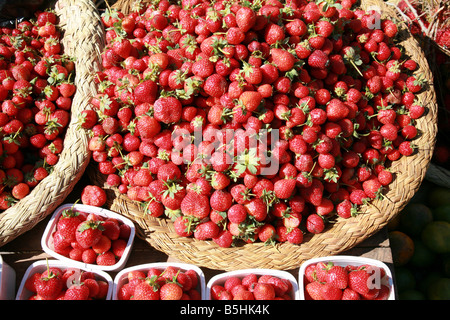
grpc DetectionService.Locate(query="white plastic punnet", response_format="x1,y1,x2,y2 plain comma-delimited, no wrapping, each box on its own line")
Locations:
206,268,300,300
0,254,16,300
15,259,113,300
41,203,135,272
298,255,395,300
113,262,206,300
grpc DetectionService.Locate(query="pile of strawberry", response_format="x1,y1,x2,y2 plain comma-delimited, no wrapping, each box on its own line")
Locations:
0,10,76,211
117,265,202,300
24,265,109,300
210,273,294,300
52,207,131,266
303,261,391,300
87,0,426,248
396,0,449,49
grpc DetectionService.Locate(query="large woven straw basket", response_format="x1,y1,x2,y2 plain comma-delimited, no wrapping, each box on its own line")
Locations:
0,0,104,246
90,0,438,271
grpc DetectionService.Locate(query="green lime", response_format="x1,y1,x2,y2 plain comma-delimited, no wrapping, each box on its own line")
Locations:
428,187,450,208
421,221,450,254
433,205,450,223
418,271,441,295
442,254,450,277
427,277,450,300
410,180,432,204
389,230,415,267
394,267,416,292
398,289,426,300
399,203,433,237
409,239,437,268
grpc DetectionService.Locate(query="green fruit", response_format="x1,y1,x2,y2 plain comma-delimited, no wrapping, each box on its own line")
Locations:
418,271,441,295
398,289,426,300
389,231,415,267
409,239,436,268
433,205,450,223
399,203,433,237
427,277,450,300
443,254,450,277
428,187,450,208
421,221,450,254
395,267,416,292
410,180,432,204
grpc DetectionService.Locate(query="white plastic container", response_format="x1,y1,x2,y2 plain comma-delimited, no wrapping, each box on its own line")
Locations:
15,259,114,300
298,255,395,300
206,268,300,300
113,262,206,300
41,203,135,272
0,254,16,300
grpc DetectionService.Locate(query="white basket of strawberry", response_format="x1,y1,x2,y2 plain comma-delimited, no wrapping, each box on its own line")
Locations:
206,269,300,300
41,203,136,272
112,262,205,300
16,259,113,300
298,255,395,300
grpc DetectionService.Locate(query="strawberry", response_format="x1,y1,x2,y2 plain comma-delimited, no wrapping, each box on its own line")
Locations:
181,191,210,219
56,207,84,242
305,281,323,300
75,219,104,249
307,50,329,69
326,265,348,289
203,74,227,98
160,282,183,300
133,280,161,300
271,48,296,72
273,178,296,199
348,269,371,295
64,283,90,300
321,283,343,300
253,283,276,300
342,288,361,300
239,91,262,112
235,6,256,33
35,267,64,300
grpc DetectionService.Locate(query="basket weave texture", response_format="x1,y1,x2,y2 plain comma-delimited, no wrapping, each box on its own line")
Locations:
90,0,439,271
0,0,104,247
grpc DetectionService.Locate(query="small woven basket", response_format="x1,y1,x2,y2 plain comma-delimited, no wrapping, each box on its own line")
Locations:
0,0,104,247
90,0,438,271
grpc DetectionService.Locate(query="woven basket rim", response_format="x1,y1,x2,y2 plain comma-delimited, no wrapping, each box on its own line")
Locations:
0,0,103,247
89,0,439,271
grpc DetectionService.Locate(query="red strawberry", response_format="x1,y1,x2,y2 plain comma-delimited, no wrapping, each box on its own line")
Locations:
325,265,348,289
181,191,211,219
348,269,371,295
56,207,84,242
342,288,361,300
235,6,256,32
274,178,296,199
35,269,64,300
64,283,90,300
134,80,158,104
253,283,276,300
203,74,227,98
321,283,343,300
271,48,296,72
194,220,220,240
136,115,161,139
307,50,329,69
239,91,262,112
153,96,182,124
305,281,323,300
75,220,104,249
